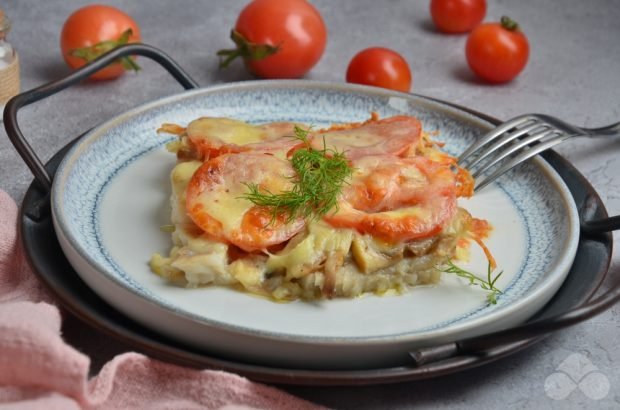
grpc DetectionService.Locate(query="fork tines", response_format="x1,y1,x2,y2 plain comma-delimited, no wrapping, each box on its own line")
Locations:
458,114,570,192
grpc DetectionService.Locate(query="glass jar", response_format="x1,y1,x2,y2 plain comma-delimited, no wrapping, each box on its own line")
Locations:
0,8,20,108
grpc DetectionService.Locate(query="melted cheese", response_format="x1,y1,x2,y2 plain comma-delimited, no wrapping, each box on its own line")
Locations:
170,160,201,225
266,221,354,279
185,117,301,160
194,189,253,234
313,115,421,159
187,117,265,146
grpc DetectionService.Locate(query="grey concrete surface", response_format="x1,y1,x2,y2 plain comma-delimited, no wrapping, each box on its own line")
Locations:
1,0,619,408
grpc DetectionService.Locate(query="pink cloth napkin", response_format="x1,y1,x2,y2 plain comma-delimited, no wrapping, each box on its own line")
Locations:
0,190,325,410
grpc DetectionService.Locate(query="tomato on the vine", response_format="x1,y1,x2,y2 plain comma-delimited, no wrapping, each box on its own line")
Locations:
430,0,486,34
346,47,412,92
60,5,141,81
218,0,327,79
465,16,529,83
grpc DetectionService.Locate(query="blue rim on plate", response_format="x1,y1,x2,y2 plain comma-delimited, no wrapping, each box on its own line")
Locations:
49,81,580,369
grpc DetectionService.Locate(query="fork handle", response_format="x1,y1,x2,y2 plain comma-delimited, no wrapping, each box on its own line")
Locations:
585,121,620,137
579,123,620,232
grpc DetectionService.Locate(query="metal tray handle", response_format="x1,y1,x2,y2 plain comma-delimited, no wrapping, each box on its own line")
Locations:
3,43,199,192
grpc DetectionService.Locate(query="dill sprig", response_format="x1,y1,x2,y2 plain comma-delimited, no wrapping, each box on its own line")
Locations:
438,260,503,304
242,126,352,222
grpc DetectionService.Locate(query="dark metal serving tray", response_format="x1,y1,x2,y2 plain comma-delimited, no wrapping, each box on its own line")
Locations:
5,44,620,385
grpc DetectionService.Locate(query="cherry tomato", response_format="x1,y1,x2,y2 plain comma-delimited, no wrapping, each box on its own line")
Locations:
218,0,327,79
60,5,141,80
430,0,486,34
465,16,529,83
346,47,412,92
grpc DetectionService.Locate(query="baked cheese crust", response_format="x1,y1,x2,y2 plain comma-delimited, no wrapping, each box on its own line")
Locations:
151,115,485,300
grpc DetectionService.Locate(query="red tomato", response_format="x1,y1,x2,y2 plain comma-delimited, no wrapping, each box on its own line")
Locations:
465,16,529,83
310,115,422,159
324,155,458,242
60,5,141,80
430,0,486,34
186,118,301,160
186,153,305,251
219,0,327,79
346,48,412,92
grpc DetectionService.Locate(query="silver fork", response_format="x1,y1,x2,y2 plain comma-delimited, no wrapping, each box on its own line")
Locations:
458,114,620,192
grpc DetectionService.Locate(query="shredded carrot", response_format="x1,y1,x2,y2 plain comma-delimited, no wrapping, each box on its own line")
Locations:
319,111,381,132
467,218,496,269
455,166,475,197
472,235,497,271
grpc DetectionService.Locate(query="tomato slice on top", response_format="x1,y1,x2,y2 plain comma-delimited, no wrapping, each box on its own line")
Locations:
310,115,422,159
186,117,301,160
325,154,458,242
186,152,305,252
342,155,456,212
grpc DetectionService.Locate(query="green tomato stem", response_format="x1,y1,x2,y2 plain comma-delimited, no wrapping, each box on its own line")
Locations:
500,16,519,31
217,29,280,69
69,28,140,72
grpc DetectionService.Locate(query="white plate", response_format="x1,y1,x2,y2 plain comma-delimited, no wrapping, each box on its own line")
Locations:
51,81,579,369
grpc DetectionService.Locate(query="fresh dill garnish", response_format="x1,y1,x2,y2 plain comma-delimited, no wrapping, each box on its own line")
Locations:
438,260,503,304
242,125,353,222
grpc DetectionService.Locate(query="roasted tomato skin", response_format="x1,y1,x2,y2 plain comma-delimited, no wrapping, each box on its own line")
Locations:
324,154,458,243
185,153,305,252
311,115,422,159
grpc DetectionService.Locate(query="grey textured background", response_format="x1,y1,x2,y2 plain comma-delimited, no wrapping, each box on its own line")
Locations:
1,0,619,408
